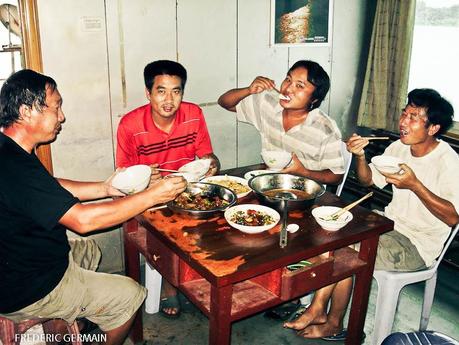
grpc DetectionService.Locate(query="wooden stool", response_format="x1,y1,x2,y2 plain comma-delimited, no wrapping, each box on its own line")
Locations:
0,317,82,345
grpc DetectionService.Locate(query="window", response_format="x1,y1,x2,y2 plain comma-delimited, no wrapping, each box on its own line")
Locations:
0,1,22,86
408,0,459,123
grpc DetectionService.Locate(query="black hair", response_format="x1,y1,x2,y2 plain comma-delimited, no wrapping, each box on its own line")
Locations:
0,69,57,128
288,60,330,111
143,60,187,91
407,88,454,137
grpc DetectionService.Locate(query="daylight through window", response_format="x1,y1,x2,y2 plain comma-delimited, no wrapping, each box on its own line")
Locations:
408,0,459,122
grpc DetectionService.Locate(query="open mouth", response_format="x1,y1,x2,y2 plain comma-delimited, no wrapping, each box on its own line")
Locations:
162,105,174,112
279,94,291,101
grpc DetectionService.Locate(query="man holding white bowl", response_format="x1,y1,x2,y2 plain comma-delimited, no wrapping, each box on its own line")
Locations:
0,70,187,345
116,60,221,318
283,88,459,340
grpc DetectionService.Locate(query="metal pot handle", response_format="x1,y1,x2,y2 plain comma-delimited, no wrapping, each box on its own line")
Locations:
279,200,288,248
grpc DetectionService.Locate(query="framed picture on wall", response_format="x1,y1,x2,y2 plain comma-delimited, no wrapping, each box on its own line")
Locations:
270,0,333,46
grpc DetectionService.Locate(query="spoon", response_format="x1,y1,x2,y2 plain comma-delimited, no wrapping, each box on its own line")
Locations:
287,224,299,233
273,191,298,200
272,87,291,101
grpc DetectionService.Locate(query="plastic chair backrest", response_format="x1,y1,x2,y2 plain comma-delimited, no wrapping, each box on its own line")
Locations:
336,141,352,197
431,223,459,270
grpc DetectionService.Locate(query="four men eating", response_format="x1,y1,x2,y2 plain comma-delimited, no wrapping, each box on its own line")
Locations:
1,57,457,343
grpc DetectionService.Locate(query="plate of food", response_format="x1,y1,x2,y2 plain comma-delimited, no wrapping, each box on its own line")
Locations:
243,169,271,180
224,204,280,234
201,175,251,198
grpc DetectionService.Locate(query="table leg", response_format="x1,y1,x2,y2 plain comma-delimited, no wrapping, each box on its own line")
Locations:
345,237,379,345
123,219,143,343
209,285,232,345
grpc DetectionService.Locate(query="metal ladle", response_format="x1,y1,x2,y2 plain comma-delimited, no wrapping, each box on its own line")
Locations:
273,191,297,248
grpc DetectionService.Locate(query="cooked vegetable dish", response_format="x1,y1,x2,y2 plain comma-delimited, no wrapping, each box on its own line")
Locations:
211,179,250,194
174,192,229,210
230,209,276,226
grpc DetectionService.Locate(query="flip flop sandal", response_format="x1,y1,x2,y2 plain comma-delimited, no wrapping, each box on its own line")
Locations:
286,260,313,271
159,295,181,319
321,329,366,342
285,303,310,322
263,301,300,321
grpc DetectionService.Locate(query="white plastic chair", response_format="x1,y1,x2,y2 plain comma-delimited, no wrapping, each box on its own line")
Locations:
372,224,459,345
336,141,352,197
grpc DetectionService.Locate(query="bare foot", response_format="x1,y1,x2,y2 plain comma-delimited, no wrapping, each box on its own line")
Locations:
160,294,180,317
297,322,342,339
160,281,180,317
283,307,327,330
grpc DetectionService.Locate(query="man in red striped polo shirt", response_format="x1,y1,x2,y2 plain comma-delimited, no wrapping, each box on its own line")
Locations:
116,60,220,318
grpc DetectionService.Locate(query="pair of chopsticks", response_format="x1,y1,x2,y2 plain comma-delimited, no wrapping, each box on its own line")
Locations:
154,168,180,173
320,192,373,221
362,136,390,141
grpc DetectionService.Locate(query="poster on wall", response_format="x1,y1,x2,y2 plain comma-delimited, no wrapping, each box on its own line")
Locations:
270,0,333,46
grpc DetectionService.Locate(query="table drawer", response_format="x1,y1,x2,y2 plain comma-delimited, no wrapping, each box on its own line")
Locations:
145,229,179,286
280,254,334,300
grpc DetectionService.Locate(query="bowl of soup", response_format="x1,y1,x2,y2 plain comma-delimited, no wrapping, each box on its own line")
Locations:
248,173,325,212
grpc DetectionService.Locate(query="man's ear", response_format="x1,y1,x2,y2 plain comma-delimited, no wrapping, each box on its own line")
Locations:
145,87,151,101
18,104,32,123
428,124,440,137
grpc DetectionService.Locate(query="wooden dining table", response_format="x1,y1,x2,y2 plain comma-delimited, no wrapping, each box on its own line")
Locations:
123,164,394,345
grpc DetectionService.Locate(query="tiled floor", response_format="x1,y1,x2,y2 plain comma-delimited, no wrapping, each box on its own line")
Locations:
136,263,458,345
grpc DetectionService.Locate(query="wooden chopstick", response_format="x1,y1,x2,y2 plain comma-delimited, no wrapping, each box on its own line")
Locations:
154,168,180,173
324,192,373,221
272,86,281,94
147,204,167,212
362,136,390,141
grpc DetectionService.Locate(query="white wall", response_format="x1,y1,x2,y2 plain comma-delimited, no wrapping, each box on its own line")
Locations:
36,0,372,272
37,0,123,272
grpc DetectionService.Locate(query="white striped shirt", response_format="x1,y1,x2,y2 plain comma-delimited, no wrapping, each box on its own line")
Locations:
236,91,344,174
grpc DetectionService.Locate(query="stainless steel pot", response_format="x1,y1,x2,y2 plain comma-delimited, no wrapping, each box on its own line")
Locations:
248,173,325,212
167,182,237,219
